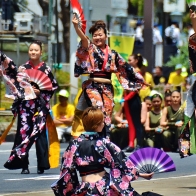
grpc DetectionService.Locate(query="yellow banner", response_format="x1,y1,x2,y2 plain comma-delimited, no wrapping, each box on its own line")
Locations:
109,35,135,61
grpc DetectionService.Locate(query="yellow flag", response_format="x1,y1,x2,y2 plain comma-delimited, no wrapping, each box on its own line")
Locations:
109,35,135,61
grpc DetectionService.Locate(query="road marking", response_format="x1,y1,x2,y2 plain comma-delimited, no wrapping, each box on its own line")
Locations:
0,149,66,153
133,173,196,183
0,190,52,196
5,175,60,181
4,173,196,182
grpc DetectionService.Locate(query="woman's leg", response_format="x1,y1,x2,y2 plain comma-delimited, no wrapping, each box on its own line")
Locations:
35,128,50,174
124,100,136,148
128,94,144,147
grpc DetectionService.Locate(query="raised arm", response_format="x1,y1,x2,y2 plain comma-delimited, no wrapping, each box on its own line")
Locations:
72,14,88,48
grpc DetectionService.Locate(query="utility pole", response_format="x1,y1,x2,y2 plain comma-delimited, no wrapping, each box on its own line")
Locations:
48,0,53,68
83,0,90,35
69,1,79,102
143,0,154,72
55,0,60,68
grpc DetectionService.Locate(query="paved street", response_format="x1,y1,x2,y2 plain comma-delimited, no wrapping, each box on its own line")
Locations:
1,142,196,196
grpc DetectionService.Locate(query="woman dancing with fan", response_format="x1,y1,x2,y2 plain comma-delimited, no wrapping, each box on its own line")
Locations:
71,8,146,139
51,106,153,196
0,40,58,174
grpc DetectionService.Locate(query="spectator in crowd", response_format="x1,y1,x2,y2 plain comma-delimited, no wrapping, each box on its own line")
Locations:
167,64,186,91
160,90,185,152
139,59,155,101
165,24,174,45
144,94,163,148
153,24,163,45
127,53,143,72
164,89,172,107
110,103,129,150
52,89,75,143
135,21,144,45
187,23,195,37
165,22,180,45
153,66,166,85
144,96,153,112
172,23,180,45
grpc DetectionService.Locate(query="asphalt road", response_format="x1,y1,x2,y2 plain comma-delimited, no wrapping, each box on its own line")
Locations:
1,142,196,196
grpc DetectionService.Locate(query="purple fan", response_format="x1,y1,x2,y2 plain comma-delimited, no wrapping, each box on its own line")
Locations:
129,147,176,173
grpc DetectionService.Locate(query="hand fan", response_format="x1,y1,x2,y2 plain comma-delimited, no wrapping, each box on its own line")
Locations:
70,0,86,33
129,147,176,173
187,0,196,12
25,69,53,90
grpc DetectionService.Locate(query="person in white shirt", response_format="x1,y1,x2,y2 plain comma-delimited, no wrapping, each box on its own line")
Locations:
153,24,163,44
135,21,144,45
187,23,195,37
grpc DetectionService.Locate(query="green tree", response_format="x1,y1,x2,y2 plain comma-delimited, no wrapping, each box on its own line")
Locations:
54,70,70,85
130,0,144,16
165,43,189,70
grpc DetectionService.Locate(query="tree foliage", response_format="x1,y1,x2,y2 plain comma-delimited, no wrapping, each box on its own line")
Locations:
54,70,70,85
130,0,144,16
165,43,189,70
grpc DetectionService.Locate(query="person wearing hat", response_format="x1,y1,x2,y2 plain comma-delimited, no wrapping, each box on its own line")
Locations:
52,89,75,143
167,64,186,91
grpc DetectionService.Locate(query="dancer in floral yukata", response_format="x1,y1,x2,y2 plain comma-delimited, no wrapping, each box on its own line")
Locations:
71,15,146,139
51,107,153,196
0,40,58,174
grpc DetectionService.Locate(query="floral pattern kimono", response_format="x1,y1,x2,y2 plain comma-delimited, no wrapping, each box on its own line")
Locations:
0,53,58,169
51,132,139,196
72,42,144,137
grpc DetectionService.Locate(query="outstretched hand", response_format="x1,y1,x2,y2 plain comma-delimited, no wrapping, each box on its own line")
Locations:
72,14,79,27
139,172,154,180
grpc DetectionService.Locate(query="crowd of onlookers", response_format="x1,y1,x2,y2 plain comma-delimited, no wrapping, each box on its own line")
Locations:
111,89,184,153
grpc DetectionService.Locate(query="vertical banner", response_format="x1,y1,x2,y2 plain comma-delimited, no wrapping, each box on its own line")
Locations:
109,35,135,61
109,35,135,104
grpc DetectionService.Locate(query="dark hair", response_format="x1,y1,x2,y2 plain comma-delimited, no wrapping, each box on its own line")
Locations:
155,66,162,71
144,96,151,101
82,106,104,131
89,20,107,35
151,94,162,101
164,89,171,98
129,53,143,68
29,40,43,51
171,90,181,96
